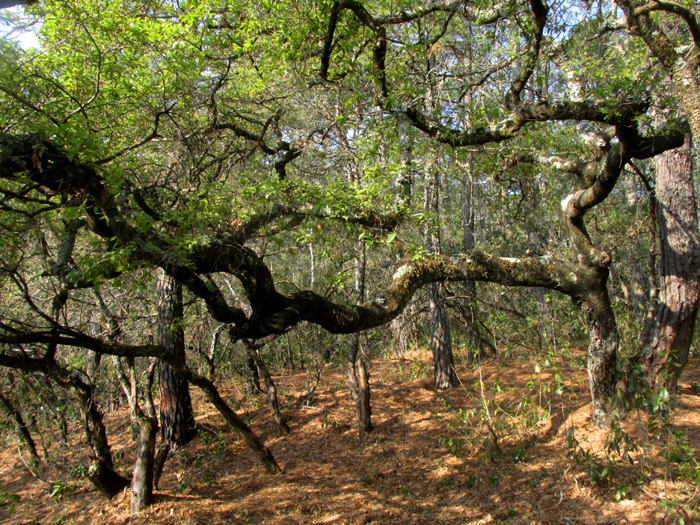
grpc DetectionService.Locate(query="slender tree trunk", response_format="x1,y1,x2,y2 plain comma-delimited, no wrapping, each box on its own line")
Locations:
244,345,263,393
460,167,479,361
204,325,226,379
112,358,160,514
348,242,372,439
245,341,290,435
309,244,329,363
285,336,296,370
0,392,40,463
638,135,699,393
187,372,281,474
73,381,130,498
156,268,196,446
153,443,170,490
425,167,458,389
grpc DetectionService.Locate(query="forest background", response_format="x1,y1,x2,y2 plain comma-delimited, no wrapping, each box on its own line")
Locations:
0,0,700,520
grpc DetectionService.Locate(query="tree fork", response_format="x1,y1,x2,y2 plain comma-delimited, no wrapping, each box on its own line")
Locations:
243,339,290,436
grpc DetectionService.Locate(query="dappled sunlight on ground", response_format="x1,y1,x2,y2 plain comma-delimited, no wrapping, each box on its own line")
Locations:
1,350,699,523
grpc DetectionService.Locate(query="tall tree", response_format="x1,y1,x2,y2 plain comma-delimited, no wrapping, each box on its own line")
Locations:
156,268,196,446
616,1,700,390
425,165,458,389
0,7,693,499
638,135,699,392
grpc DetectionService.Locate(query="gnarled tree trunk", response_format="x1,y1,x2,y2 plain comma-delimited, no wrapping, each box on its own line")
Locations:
580,279,619,427
73,380,130,498
130,414,158,514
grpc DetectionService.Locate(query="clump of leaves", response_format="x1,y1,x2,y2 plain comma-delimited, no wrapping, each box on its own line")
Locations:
47,481,76,503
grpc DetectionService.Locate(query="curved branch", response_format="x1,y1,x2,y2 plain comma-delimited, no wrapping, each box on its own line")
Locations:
505,0,548,109
634,0,700,51
0,331,167,359
320,0,508,81
95,106,171,166
402,99,649,147
560,123,686,267
229,251,596,340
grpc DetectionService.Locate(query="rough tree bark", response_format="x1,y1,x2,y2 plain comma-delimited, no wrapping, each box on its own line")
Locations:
113,357,159,514
131,414,158,514
638,135,699,393
156,268,196,446
348,241,372,439
425,167,458,389
580,279,620,426
72,377,130,498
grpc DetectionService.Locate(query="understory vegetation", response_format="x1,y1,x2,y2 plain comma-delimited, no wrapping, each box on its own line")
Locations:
2,348,700,523
1,0,700,520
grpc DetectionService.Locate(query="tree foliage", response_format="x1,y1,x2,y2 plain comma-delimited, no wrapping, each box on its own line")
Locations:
0,0,697,511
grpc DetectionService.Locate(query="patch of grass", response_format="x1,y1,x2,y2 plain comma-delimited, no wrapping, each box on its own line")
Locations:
388,360,431,383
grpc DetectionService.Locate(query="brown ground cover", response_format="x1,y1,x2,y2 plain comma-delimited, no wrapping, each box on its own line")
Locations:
1,349,699,524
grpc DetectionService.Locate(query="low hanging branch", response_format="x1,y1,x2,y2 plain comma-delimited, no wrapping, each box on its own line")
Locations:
0,339,282,474
0,118,687,343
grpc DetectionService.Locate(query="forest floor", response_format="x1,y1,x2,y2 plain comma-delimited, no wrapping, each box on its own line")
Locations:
1,347,700,524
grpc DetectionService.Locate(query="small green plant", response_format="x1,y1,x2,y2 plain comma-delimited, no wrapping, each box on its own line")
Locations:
69,463,89,480
47,482,75,503
463,474,477,488
488,470,499,487
564,358,700,520
389,360,431,383
360,466,380,486
438,435,464,456
615,485,629,502
565,427,615,485
0,491,20,516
